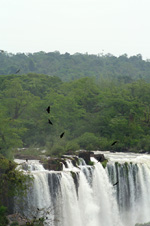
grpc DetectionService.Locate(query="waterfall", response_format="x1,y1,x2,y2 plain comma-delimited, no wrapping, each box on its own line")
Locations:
93,162,123,226
105,151,150,226
15,152,150,226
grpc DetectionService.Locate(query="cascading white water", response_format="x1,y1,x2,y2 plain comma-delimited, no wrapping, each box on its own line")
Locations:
15,152,150,226
92,159,123,226
103,151,150,226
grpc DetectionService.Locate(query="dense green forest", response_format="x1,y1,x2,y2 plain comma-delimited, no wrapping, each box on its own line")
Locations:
1,51,150,82
1,51,150,158
1,51,150,225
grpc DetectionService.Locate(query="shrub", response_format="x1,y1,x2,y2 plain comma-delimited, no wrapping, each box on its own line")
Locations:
0,206,9,226
65,140,80,152
10,222,19,226
77,132,100,150
48,144,66,157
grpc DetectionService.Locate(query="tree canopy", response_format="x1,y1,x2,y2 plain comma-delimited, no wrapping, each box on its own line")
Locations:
1,51,150,82
1,71,150,157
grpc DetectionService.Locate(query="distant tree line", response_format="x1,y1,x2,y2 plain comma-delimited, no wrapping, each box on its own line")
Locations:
1,51,150,82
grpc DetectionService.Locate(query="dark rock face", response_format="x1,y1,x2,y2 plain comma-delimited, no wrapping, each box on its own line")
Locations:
42,156,81,171
94,154,106,162
14,154,41,160
7,213,27,226
78,152,94,164
139,149,147,154
78,151,106,164
42,158,64,171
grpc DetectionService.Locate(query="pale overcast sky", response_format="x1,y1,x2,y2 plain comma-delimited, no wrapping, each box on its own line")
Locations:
0,0,150,59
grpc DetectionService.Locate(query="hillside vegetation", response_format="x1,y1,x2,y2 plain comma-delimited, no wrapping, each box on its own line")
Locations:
1,51,150,82
1,51,150,226
0,67,150,157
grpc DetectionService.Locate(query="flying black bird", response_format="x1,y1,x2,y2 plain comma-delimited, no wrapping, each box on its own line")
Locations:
15,69,20,74
113,181,119,186
46,106,50,113
37,208,40,211
111,141,118,146
48,119,53,125
60,132,65,138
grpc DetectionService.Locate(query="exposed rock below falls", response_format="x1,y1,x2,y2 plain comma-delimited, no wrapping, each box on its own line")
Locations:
78,151,106,164
15,151,108,171
41,158,64,171
78,151,94,164
7,213,27,226
14,154,41,160
41,156,81,171
94,153,107,162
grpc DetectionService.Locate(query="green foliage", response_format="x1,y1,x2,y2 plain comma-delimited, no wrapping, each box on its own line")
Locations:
24,217,44,226
77,132,100,150
99,137,110,150
65,140,80,152
101,160,108,168
0,205,9,226
137,135,150,153
10,222,19,226
18,146,42,157
0,105,25,159
2,67,150,157
0,156,32,209
0,51,150,83
88,161,94,166
48,144,66,157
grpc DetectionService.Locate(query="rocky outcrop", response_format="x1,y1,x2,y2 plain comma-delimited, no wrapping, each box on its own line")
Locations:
7,213,27,225
15,151,108,171
7,213,45,226
94,153,106,162
41,156,80,171
14,154,41,160
41,158,64,171
78,151,106,165
78,151,94,164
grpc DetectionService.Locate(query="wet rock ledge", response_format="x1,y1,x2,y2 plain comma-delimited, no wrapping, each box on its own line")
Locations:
15,151,108,171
